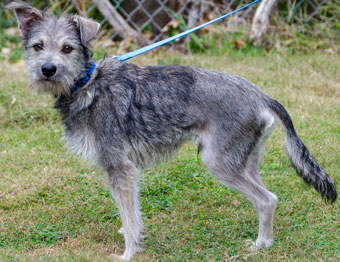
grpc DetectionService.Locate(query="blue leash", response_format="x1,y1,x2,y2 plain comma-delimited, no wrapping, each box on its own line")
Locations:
115,0,262,62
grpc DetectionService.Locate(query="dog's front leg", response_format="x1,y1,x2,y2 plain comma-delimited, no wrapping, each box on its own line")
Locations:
107,162,143,261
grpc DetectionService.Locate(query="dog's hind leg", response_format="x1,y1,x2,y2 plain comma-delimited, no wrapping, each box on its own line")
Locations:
200,116,277,251
244,150,278,251
242,111,278,250
107,162,143,261
202,146,277,251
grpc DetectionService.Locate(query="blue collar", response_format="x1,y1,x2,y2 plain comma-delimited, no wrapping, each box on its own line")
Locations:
70,62,96,94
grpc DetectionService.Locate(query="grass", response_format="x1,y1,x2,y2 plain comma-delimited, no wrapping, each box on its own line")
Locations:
0,49,340,262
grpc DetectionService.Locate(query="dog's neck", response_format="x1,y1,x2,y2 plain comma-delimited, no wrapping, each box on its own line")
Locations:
54,61,97,114
70,61,96,94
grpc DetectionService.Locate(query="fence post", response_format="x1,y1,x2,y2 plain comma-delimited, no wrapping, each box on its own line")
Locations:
91,0,146,45
250,0,277,45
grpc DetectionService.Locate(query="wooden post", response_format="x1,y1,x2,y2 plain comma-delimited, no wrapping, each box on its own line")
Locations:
73,0,87,17
92,0,146,45
250,0,277,45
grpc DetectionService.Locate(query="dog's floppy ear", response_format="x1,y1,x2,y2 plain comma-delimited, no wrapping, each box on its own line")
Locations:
72,16,100,46
5,0,44,38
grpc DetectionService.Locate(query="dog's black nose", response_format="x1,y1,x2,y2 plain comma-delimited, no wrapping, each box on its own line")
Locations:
41,63,57,77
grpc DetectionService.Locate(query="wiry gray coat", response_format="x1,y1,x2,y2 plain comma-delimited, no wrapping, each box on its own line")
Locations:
7,1,337,261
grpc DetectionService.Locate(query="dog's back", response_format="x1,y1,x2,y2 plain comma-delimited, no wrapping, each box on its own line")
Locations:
56,57,272,168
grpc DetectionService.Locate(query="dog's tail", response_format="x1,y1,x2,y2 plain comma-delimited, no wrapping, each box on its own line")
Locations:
267,98,337,202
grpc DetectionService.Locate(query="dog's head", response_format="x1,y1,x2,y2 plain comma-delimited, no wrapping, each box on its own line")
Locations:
6,0,100,96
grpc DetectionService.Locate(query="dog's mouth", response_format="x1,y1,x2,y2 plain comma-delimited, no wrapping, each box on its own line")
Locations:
41,78,54,82
39,78,62,85
33,77,70,96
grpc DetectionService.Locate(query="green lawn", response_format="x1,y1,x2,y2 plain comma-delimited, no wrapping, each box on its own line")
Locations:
1,50,339,261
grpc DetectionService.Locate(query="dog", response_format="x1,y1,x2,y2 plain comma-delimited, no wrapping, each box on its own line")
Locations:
6,1,337,261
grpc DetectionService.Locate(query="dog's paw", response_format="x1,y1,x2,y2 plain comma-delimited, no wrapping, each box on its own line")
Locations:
111,246,144,261
249,238,273,252
118,227,124,234
111,253,132,261
249,243,259,252
245,240,257,252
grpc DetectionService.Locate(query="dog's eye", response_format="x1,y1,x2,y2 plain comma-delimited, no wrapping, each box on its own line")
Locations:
62,45,73,54
33,43,43,52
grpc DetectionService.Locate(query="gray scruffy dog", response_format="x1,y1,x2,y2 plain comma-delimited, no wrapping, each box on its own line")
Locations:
7,1,337,261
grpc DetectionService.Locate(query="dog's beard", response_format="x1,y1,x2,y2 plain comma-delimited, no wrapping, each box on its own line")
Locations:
27,67,78,96
29,78,72,96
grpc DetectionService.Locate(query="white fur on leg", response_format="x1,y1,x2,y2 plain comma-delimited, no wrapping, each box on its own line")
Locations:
108,163,144,261
111,245,144,261
250,191,278,251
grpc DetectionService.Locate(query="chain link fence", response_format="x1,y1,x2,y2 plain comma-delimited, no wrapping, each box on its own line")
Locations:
66,0,338,45
3,0,339,45
103,0,256,44
67,0,258,47
276,0,339,32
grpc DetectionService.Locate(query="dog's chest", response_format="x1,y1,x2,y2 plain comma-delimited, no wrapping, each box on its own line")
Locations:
57,90,99,164
64,127,98,164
